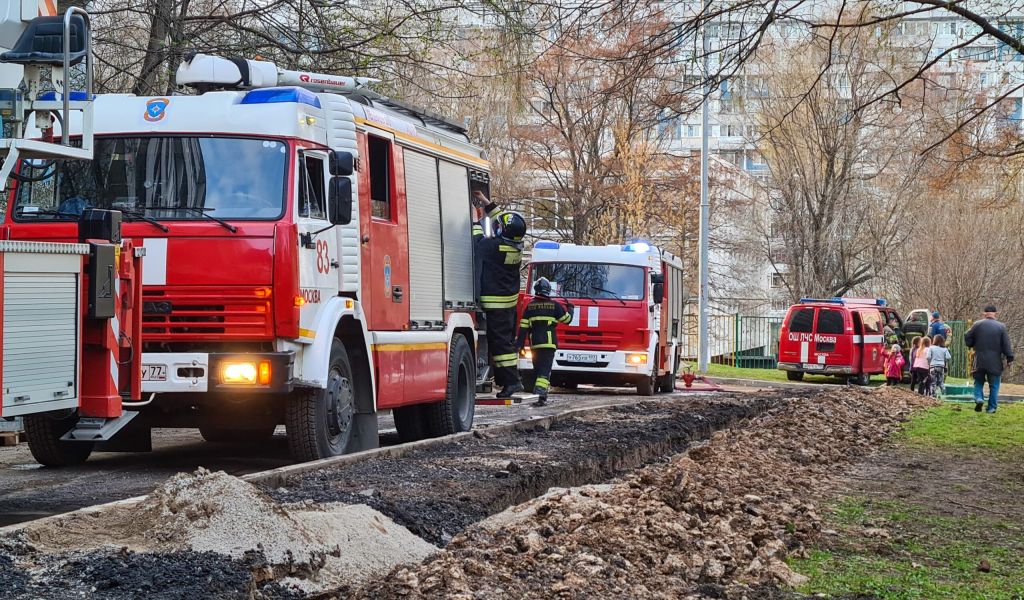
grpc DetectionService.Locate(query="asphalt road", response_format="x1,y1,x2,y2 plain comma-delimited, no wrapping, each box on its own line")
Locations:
0,385,733,527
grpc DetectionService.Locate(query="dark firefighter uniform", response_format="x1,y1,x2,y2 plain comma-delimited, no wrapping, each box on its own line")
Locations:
474,202,526,396
517,283,572,404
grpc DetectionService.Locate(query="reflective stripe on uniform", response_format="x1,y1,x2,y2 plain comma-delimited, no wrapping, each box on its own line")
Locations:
472,225,484,235
519,319,530,328
532,343,556,349
487,206,502,219
494,353,519,367
558,312,572,323
528,316,559,324
481,294,519,309
535,377,550,390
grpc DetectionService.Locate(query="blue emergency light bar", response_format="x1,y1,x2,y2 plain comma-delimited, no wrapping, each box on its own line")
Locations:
37,91,95,101
534,241,560,249
623,242,651,252
240,87,322,109
799,297,887,306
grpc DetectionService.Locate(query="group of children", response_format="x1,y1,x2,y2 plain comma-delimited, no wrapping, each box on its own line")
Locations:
883,334,952,396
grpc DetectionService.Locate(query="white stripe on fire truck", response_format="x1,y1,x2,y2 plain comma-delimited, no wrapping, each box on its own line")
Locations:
109,277,121,388
587,306,599,327
800,341,808,363
570,307,581,327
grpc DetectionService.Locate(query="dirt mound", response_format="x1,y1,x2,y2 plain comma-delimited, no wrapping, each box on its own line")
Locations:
345,387,934,599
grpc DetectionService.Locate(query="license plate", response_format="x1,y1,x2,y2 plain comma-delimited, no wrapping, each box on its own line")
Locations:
565,352,600,363
803,363,824,371
142,365,167,381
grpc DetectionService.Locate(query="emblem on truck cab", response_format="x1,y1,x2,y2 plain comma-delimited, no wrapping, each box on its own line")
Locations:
144,98,170,122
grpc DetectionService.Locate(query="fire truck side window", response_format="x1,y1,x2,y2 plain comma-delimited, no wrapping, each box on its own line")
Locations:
788,308,815,333
368,135,391,219
861,310,882,333
298,155,326,220
817,309,845,334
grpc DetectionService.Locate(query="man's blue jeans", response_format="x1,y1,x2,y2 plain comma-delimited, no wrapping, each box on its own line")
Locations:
974,372,1001,412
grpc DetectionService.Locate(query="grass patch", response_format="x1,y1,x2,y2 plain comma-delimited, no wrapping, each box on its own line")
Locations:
791,497,1024,599
901,403,1024,451
703,363,882,385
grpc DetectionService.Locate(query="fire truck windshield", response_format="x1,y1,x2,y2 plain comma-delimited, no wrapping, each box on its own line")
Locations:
532,262,646,301
12,136,288,222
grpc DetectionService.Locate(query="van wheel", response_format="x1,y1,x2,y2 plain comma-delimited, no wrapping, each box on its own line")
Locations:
426,334,475,437
852,372,870,386
393,405,428,443
787,371,804,382
287,338,355,461
24,412,94,467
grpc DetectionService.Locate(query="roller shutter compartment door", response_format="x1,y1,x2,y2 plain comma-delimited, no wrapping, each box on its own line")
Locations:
404,150,444,323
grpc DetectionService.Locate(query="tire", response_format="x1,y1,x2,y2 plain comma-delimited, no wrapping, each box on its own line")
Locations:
557,382,578,391
199,425,276,444
393,405,428,443
23,412,94,467
852,372,870,386
637,350,658,396
658,372,675,393
426,334,476,437
286,338,357,461
787,371,804,381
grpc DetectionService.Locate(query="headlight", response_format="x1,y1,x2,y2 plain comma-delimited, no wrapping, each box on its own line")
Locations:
221,360,272,385
520,347,532,359
626,352,648,365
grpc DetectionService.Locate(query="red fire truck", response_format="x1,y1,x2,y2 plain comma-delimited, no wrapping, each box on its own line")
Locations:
3,53,492,462
776,297,904,384
519,241,685,395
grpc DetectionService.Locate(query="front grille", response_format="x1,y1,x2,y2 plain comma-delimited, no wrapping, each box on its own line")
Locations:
142,287,273,340
560,330,622,350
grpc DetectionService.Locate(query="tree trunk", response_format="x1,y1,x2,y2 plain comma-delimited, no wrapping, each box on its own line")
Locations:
133,0,174,96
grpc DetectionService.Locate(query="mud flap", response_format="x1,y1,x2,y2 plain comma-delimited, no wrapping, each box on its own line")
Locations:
350,411,379,451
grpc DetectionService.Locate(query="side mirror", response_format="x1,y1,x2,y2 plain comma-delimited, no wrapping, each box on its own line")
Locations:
329,150,354,177
652,282,664,304
328,177,353,225
650,272,664,284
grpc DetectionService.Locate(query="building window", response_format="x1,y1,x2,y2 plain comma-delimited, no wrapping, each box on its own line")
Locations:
368,135,392,219
770,272,786,289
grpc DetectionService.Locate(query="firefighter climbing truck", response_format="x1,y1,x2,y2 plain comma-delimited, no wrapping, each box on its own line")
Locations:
519,242,685,396
3,48,493,462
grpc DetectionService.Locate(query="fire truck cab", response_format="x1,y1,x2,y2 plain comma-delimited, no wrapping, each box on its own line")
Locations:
519,241,685,396
776,297,904,385
4,54,490,462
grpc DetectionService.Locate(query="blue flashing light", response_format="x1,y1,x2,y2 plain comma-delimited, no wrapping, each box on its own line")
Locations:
240,87,322,109
798,297,887,306
623,242,651,253
534,241,560,249
37,91,94,101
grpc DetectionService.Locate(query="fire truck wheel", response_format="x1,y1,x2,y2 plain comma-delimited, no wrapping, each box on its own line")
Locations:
393,405,428,443
637,350,659,396
199,425,276,444
851,372,871,386
23,412,94,467
786,371,804,382
286,338,356,461
426,334,475,437
657,372,676,393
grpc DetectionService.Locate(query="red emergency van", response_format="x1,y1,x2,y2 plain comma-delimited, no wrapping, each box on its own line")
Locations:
777,297,904,385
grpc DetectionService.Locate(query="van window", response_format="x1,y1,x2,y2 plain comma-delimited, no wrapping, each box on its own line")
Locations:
907,311,928,325
788,308,814,333
368,135,391,219
861,310,882,333
817,309,845,334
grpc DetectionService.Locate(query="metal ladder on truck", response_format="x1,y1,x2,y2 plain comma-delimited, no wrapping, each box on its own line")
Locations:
0,3,145,466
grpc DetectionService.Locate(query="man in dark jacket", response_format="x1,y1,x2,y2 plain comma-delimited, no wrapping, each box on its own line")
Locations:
964,305,1015,413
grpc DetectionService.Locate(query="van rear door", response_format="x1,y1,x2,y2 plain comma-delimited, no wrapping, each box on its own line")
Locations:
814,307,848,369
856,309,885,374
779,306,815,367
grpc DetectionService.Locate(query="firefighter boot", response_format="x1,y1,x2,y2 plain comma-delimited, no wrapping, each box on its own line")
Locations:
498,381,524,398
532,393,548,408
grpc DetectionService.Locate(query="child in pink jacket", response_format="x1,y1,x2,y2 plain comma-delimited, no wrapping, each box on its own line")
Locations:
883,344,905,386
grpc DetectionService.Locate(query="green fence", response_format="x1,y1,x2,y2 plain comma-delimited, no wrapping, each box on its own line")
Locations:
683,314,971,377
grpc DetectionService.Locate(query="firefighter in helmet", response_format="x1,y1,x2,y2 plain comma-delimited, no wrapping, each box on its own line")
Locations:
472,190,527,397
518,277,573,407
